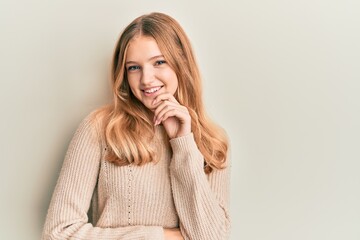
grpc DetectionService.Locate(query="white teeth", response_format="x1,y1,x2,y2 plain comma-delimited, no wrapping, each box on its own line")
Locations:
144,86,161,93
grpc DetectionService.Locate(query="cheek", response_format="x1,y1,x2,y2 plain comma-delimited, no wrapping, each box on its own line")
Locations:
171,74,179,91
127,76,139,92
127,83,140,100
162,70,178,87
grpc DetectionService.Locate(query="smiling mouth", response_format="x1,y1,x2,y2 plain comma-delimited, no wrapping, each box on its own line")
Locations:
142,86,163,94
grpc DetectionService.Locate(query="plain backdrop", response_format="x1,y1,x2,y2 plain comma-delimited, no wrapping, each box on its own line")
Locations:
1,0,360,239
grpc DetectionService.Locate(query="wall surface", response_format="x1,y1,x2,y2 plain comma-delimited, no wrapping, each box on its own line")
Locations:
1,0,359,239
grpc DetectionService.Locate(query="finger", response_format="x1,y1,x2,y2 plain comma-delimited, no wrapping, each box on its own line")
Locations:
156,103,189,123
153,100,185,118
152,93,179,106
154,101,188,122
159,108,190,125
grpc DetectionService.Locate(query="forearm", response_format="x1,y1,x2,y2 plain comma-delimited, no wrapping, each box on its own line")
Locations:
42,222,164,240
169,133,231,240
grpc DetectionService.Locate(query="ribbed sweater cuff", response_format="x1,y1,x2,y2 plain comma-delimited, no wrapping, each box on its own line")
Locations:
148,226,165,240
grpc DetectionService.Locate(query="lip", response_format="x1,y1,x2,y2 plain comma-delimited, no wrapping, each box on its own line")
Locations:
142,86,163,96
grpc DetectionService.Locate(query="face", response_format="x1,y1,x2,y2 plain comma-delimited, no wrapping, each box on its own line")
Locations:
125,36,178,111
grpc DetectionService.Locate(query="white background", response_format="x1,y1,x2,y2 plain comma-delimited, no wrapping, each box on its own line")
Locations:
1,0,359,239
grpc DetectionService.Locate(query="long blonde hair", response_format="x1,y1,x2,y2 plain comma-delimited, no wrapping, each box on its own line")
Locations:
94,12,228,173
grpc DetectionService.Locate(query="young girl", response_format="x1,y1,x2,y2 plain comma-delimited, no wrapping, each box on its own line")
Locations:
42,12,231,240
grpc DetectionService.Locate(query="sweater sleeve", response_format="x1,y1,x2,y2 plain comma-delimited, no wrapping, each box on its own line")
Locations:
169,133,231,240
41,114,164,240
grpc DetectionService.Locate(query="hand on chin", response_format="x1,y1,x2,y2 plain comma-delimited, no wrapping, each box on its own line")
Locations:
151,93,191,139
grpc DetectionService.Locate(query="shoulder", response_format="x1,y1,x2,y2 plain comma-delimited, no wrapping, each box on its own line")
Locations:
75,105,111,145
84,105,112,128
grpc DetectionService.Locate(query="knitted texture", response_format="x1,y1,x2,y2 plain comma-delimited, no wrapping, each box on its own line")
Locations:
41,111,231,240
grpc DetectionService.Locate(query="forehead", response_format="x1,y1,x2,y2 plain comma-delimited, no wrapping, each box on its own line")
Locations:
126,36,162,61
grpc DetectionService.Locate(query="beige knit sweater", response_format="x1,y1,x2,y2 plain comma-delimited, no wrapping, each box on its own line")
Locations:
41,111,231,240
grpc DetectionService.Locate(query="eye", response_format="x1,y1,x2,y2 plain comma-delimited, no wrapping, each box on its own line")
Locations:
155,60,166,66
127,65,140,71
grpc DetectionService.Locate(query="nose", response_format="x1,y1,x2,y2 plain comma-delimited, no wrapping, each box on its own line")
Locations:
140,66,155,86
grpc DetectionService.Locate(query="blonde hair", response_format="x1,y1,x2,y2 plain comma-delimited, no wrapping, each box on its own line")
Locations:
94,12,228,173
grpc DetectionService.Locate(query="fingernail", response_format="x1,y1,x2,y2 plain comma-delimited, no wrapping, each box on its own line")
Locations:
156,118,162,125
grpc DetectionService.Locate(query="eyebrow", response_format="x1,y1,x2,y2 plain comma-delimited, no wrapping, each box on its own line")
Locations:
125,55,164,65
